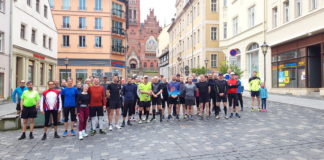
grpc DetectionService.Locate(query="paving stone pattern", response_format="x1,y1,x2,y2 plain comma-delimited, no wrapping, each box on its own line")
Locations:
0,98,324,160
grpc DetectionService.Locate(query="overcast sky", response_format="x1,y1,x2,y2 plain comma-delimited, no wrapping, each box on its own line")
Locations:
140,0,176,26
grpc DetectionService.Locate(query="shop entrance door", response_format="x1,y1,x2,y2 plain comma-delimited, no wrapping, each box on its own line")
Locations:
307,44,321,88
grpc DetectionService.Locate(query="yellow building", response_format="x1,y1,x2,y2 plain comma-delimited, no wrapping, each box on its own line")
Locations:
51,0,127,82
168,0,225,75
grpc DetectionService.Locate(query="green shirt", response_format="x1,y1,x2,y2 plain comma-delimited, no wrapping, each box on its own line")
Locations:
21,90,40,107
249,77,261,92
138,82,152,102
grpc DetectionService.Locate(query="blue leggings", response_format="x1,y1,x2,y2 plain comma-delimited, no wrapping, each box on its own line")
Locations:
261,98,267,109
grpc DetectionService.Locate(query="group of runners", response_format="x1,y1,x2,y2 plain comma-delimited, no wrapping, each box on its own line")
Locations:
12,69,267,140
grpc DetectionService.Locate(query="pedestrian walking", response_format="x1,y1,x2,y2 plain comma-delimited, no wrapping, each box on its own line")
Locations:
260,83,268,112
12,80,28,115
40,81,62,140
77,86,90,140
18,82,40,140
61,79,79,137
107,75,122,130
249,71,262,111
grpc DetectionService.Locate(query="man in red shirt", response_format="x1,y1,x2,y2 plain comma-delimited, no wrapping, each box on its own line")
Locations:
88,77,107,135
227,72,241,118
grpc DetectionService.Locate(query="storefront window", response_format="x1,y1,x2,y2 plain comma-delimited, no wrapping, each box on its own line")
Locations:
92,69,103,78
76,69,87,83
59,69,71,81
271,63,278,88
297,59,306,88
247,43,259,76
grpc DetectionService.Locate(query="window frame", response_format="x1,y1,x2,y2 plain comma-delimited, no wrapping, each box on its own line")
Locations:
211,27,217,41
232,16,238,36
44,5,48,18
211,0,217,12
248,6,255,28
211,54,218,68
95,36,102,48
36,0,40,12
20,24,26,40
79,0,86,10
272,7,278,28
79,17,86,29
31,29,36,44
63,16,70,28
283,1,290,23
295,0,302,17
63,35,70,47
0,32,4,53
79,36,86,48
95,0,102,11
0,0,5,13
43,34,47,48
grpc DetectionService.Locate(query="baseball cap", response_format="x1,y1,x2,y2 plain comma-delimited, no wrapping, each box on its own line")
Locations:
144,75,149,78
230,72,235,75
20,80,26,83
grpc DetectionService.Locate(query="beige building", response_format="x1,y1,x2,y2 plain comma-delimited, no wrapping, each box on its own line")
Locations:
157,24,171,79
52,0,127,82
168,0,225,76
11,0,58,92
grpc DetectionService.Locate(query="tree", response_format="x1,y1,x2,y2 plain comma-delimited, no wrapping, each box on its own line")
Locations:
218,61,244,78
191,67,207,75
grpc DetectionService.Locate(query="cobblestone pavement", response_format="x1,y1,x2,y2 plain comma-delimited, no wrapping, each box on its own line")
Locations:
1,98,324,160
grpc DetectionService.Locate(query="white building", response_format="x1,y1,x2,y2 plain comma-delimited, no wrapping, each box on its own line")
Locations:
11,0,58,92
267,0,324,95
158,24,171,79
219,0,268,88
0,0,11,100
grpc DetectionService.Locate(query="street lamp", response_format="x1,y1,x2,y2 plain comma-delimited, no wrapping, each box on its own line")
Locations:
204,58,209,74
261,42,269,84
64,57,69,80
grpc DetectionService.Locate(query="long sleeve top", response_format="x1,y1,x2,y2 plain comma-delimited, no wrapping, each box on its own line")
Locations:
40,89,62,112
12,86,28,103
88,85,106,107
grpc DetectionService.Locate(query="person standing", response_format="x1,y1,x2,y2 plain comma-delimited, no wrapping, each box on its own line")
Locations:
18,82,40,140
121,78,137,127
236,74,244,111
196,75,211,120
215,73,228,119
40,81,62,140
249,71,262,111
138,76,152,123
61,79,79,137
179,77,186,119
12,80,28,115
160,78,169,120
227,72,241,118
107,75,122,130
88,78,107,135
183,77,196,120
260,83,268,112
167,76,181,120
151,76,163,122
77,85,90,140
208,74,217,116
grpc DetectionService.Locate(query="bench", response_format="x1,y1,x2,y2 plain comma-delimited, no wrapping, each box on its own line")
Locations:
0,114,21,131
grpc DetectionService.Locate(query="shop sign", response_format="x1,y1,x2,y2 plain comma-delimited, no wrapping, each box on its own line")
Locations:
284,62,297,68
111,61,125,67
33,53,45,60
298,61,305,66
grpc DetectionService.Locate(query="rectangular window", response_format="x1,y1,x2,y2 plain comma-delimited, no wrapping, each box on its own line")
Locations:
48,65,53,81
112,38,123,52
133,10,137,19
272,7,278,28
59,69,71,81
36,0,40,12
95,0,102,11
27,0,31,6
48,38,52,50
79,0,86,10
79,36,86,47
76,69,88,82
95,18,102,29
211,27,217,40
43,35,47,48
49,0,54,9
63,35,70,47
233,17,238,36
112,20,123,34
0,0,5,12
310,0,317,10
248,6,255,28
112,2,123,17
44,5,48,18
40,63,44,85
79,17,86,29
211,54,217,68
63,16,70,28
197,29,200,43
20,24,26,39
28,61,34,83
95,36,102,48
31,29,36,43
223,22,227,39
211,0,217,12
283,1,289,23
0,32,3,53
295,0,302,17
63,0,70,10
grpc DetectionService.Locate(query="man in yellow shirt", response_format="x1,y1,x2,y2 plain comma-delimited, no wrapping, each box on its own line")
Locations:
138,75,152,124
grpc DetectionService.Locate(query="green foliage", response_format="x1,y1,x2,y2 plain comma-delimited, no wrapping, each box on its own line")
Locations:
218,61,244,78
191,67,207,75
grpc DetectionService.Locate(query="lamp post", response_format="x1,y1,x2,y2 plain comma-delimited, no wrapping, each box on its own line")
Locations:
204,58,209,74
63,57,69,80
261,42,269,85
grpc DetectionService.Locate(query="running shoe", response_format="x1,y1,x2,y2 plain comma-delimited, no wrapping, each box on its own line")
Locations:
167,115,172,120
206,116,210,120
230,113,234,118
138,120,143,124
264,109,268,112
146,119,151,123
90,130,96,136
70,130,76,136
176,115,180,120
18,133,26,140
258,108,261,112
150,118,156,122
54,132,60,138
121,121,126,127
79,132,83,140
29,132,34,139
189,115,194,120
215,115,220,119
241,108,243,112
99,129,106,134
63,130,68,137
250,108,254,112
41,133,47,141
82,130,88,137
225,115,229,119
115,124,121,129
127,121,132,126
235,113,241,118
109,124,113,131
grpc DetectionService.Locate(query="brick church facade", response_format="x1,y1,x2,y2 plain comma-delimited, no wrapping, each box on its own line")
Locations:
126,0,162,77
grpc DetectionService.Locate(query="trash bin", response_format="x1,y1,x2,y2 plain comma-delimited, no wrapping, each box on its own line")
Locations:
34,110,45,128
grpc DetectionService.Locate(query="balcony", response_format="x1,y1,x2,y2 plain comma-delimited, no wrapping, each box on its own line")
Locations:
112,46,126,55
112,27,126,37
112,9,125,21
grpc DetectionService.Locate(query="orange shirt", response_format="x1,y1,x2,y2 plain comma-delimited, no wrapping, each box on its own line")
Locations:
88,85,106,107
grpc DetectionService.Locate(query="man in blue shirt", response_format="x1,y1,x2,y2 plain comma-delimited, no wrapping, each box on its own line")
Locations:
60,79,79,137
12,80,28,115
121,78,137,127
167,76,181,120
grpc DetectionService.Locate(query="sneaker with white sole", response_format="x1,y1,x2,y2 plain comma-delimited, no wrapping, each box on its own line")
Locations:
115,124,121,129
109,124,113,131
138,120,143,124
82,130,88,137
79,132,83,140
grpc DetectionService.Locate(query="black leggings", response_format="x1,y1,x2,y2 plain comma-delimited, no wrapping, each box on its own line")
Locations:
237,93,243,109
210,94,217,111
228,94,238,108
44,110,58,127
123,100,134,117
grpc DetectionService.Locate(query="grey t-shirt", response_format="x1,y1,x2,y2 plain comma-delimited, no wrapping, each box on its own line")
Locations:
184,83,196,98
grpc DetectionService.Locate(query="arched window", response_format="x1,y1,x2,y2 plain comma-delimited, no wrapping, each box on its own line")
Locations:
246,43,259,76
144,62,147,68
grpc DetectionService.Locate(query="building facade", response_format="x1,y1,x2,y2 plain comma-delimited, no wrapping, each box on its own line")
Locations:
158,24,171,79
168,0,225,76
219,0,267,88
52,0,127,82
11,0,58,93
267,0,324,95
126,0,161,77
0,0,11,100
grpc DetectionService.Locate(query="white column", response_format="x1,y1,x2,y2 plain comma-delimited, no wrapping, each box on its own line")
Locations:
11,55,17,89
